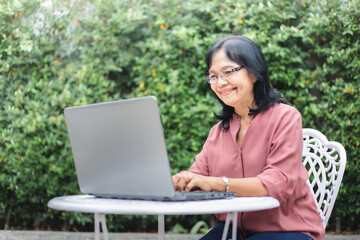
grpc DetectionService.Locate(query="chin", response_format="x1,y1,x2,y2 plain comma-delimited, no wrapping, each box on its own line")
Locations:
221,99,236,108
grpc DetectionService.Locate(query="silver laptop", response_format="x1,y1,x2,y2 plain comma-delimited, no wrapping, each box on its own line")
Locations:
64,96,235,201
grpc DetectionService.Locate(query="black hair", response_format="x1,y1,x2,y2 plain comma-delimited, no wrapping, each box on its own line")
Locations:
205,35,284,130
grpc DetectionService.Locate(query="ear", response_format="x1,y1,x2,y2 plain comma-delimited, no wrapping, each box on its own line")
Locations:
248,72,257,83
252,75,257,83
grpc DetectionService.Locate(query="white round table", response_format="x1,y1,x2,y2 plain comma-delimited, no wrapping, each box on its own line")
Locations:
48,195,279,240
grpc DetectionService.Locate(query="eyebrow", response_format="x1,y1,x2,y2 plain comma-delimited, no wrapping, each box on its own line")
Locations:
208,65,237,74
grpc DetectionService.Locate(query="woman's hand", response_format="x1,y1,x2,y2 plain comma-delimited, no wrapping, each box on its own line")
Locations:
172,171,193,191
172,171,269,197
172,171,221,192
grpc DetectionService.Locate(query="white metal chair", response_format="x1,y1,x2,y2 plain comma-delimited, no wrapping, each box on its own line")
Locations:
302,128,346,229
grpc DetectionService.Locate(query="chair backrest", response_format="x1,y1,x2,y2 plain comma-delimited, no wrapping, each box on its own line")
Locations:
302,128,346,229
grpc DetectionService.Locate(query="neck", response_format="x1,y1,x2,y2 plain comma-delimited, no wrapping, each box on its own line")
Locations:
234,107,249,119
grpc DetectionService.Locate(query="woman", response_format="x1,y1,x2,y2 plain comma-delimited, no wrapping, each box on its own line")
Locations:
172,36,325,240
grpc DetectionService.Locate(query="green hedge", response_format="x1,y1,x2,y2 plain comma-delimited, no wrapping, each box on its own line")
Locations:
1,0,359,232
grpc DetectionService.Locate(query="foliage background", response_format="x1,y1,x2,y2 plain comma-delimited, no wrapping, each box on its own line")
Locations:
1,0,359,233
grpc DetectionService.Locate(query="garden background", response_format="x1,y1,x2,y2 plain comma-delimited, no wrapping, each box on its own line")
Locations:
1,0,359,234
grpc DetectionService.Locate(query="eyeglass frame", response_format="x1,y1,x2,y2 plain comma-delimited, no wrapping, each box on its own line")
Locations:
206,65,244,84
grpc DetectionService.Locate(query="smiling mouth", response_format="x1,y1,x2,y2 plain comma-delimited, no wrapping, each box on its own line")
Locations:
220,88,236,96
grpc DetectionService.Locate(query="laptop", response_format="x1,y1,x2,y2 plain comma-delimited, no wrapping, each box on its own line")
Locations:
64,95,235,201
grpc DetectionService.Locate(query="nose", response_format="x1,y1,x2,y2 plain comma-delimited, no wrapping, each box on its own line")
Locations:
217,77,228,85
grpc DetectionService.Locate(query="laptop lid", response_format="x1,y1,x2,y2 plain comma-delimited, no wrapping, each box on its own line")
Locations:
64,96,176,199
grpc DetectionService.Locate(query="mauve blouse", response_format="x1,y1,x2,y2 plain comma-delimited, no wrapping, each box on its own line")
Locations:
189,103,325,240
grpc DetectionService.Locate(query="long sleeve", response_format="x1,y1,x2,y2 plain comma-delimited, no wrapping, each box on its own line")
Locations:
189,146,210,176
256,106,304,204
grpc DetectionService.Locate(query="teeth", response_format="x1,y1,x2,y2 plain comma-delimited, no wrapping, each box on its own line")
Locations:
221,89,233,94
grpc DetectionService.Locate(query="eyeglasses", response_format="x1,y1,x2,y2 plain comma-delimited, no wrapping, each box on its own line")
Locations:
206,66,244,84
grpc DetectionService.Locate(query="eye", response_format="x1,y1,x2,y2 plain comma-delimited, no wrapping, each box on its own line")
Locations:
223,70,232,75
209,74,217,79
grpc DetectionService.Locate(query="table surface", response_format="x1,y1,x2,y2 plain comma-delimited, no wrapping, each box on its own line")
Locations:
48,195,280,215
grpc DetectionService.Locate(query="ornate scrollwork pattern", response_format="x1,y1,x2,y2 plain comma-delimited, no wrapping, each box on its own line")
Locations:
302,129,346,229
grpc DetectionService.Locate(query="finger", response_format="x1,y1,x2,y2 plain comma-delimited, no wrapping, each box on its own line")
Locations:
177,176,188,191
185,177,200,192
185,180,196,192
172,174,180,185
172,174,183,191
173,172,195,191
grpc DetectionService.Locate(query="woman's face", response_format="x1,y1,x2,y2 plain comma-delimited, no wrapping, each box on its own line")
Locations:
208,48,256,115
